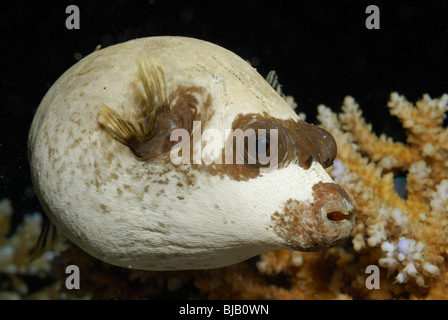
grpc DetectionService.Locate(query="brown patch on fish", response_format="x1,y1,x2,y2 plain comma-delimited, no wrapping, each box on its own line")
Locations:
99,85,209,163
202,112,337,181
110,173,119,180
271,182,354,251
99,203,110,214
127,86,202,161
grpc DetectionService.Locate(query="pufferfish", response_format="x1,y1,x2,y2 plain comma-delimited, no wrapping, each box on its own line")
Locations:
28,36,354,271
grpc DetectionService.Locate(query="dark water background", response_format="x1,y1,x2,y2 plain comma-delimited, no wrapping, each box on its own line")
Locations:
1,1,448,226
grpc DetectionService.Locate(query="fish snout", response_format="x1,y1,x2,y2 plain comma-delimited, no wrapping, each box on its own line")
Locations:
310,182,355,249
271,182,354,252
320,188,354,223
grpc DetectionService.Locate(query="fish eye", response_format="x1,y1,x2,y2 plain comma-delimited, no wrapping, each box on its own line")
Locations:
233,119,287,169
255,135,270,155
244,131,273,167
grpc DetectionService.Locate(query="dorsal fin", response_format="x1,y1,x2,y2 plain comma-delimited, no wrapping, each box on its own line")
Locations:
266,70,285,98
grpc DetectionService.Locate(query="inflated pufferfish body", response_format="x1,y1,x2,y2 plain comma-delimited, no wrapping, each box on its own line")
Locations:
28,37,354,270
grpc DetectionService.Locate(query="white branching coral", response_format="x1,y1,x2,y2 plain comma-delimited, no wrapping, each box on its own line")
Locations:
379,238,439,286
430,179,448,217
316,93,448,288
0,198,65,299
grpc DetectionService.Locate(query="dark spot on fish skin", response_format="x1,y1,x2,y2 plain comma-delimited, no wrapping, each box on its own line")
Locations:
117,188,123,196
177,182,183,187
105,152,114,163
100,203,110,214
94,178,101,190
177,196,184,200
153,178,169,185
71,137,82,148
48,147,56,159
109,173,118,180
144,185,149,193
68,127,74,139
123,184,130,189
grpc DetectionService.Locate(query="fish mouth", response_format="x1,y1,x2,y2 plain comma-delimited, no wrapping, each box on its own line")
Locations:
327,210,353,222
322,198,354,223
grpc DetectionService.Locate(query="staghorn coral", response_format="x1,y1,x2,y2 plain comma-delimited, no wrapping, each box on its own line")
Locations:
317,93,447,291
0,198,66,299
2,92,447,300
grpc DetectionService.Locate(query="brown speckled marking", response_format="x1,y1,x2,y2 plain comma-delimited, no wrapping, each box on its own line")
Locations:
271,182,354,251
105,152,114,163
150,153,199,187
68,127,74,139
210,54,260,100
110,173,119,180
153,178,169,185
70,137,82,148
94,178,101,190
100,203,110,214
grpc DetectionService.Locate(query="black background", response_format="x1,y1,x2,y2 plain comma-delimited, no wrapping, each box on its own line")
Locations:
1,0,448,224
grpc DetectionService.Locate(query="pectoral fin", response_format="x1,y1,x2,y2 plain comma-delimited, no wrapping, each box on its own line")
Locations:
99,57,168,151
